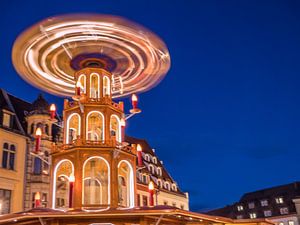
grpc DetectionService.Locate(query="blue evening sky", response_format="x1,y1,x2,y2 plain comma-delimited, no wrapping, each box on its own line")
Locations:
1,0,300,211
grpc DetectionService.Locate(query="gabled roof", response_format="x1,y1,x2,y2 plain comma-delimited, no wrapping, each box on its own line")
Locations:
125,136,186,196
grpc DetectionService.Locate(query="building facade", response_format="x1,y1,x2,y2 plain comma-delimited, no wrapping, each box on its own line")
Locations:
208,182,300,225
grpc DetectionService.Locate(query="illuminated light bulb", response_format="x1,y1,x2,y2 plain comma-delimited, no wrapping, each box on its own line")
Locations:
35,127,42,136
131,94,138,109
120,118,126,127
148,181,154,190
49,103,56,119
137,144,142,152
69,173,75,182
69,173,75,208
76,81,81,96
34,192,41,208
35,128,42,152
137,144,143,167
148,181,154,206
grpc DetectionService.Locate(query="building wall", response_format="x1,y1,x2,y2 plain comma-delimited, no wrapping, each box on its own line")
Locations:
268,215,299,225
136,184,189,210
0,129,27,214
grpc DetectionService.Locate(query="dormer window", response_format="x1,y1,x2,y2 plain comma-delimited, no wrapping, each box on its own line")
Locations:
172,184,177,191
144,154,150,162
152,157,157,164
165,182,170,190
157,167,162,176
2,112,12,128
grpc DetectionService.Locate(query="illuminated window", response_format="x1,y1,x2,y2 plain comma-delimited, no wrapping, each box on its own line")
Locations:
83,157,109,205
0,189,11,214
288,221,295,225
157,179,162,188
2,113,11,127
276,197,284,204
86,111,104,141
279,223,284,225
165,182,170,190
249,213,257,219
118,160,134,207
172,184,177,191
90,73,100,98
261,199,268,206
152,157,157,164
2,143,15,170
144,154,150,162
53,160,73,209
110,115,121,142
264,210,272,217
280,207,289,214
237,205,244,211
148,165,155,174
237,215,243,219
66,113,80,144
248,202,255,209
103,76,110,96
157,167,162,176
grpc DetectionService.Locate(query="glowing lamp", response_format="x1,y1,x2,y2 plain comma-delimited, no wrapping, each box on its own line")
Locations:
49,103,56,119
148,181,154,207
34,192,41,208
69,173,75,182
69,173,75,208
120,118,126,142
35,128,42,152
131,94,138,109
137,144,143,167
76,81,81,96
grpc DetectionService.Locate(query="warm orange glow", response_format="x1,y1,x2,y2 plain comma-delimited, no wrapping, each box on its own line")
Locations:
34,192,40,200
132,94,138,102
35,127,42,136
50,103,56,112
76,80,81,88
69,173,75,182
149,181,154,190
120,118,126,127
137,144,142,152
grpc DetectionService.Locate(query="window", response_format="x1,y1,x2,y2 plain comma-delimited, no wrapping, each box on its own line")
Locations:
288,221,295,225
78,74,86,94
248,202,255,209
86,111,104,141
279,223,284,225
249,213,257,219
53,160,73,208
157,179,162,188
172,184,177,191
237,205,244,211
280,207,289,215
237,215,243,219
264,210,272,217
165,182,170,190
276,197,284,204
2,113,11,127
83,157,109,205
110,115,121,142
152,157,157,164
118,160,134,207
103,76,110,96
142,175,148,184
137,194,141,207
33,157,42,175
142,195,148,206
144,154,150,162
0,189,11,214
66,113,81,144
261,199,268,206
90,73,100,98
148,165,154,174
2,143,16,170
157,167,162,176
